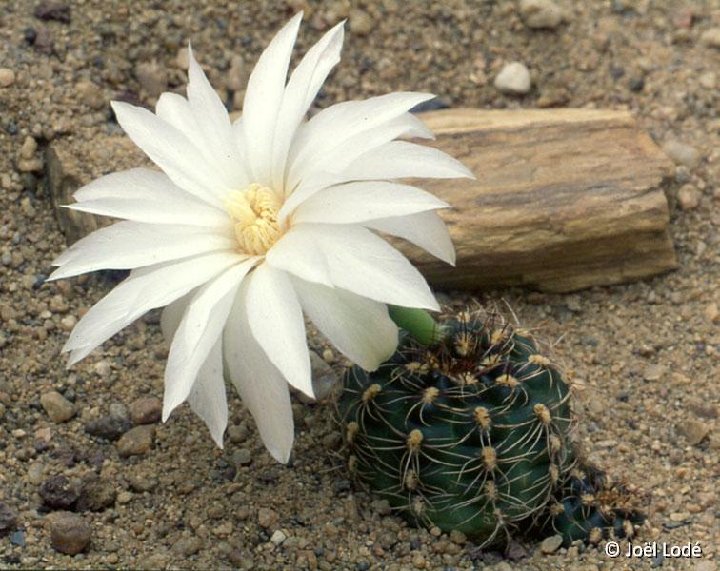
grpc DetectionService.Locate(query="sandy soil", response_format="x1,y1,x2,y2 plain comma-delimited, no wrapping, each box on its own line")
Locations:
0,0,718,569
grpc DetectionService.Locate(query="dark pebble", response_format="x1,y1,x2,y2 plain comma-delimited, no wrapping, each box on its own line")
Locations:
77,476,116,512
9,530,25,547
40,475,81,510
85,415,132,441
24,27,37,45
48,511,91,555
356,562,370,571
33,1,71,23
629,76,645,92
33,26,54,54
0,502,17,537
610,66,625,80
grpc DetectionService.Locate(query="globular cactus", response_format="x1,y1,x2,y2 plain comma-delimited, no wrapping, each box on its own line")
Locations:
337,308,643,548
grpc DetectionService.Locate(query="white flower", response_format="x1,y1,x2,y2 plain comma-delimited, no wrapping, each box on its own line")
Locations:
50,13,472,462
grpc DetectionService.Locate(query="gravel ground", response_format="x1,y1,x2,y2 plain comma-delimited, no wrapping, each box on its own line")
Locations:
1,0,719,569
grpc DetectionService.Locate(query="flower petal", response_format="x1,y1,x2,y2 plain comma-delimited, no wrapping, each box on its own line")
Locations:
187,341,228,447
63,251,242,365
49,221,235,281
266,223,439,310
163,260,254,421
367,210,456,265
69,168,229,227
111,101,229,206
242,12,303,186
272,20,345,191
245,264,312,398
286,92,434,191
160,295,229,447
340,140,475,181
280,113,434,220
186,47,248,188
224,282,295,463
292,181,448,225
292,277,398,371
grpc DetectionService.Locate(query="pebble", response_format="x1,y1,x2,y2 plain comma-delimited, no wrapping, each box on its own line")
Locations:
302,350,340,403
40,475,81,510
226,55,248,91
257,507,279,528
662,140,700,169
232,448,252,466
128,396,161,425
677,420,710,445
116,425,154,457
699,71,717,90
540,534,563,554
175,47,190,70
60,314,77,331
349,9,373,36
519,0,565,30
75,80,105,110
0,68,15,88
85,415,132,441
40,390,75,423
47,512,91,555
227,422,248,444
0,502,17,537
677,185,701,210
77,476,116,512
704,303,719,324
493,62,531,94
134,61,168,97
172,536,203,556
19,136,38,160
700,28,720,49
643,364,666,382
270,529,287,544
27,462,45,485
33,1,71,23
93,360,112,378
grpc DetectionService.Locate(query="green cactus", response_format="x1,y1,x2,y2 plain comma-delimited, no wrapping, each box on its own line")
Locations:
337,308,643,548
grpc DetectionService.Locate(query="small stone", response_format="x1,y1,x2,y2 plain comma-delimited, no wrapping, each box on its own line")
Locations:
40,390,75,423
20,136,38,160
540,534,563,554
77,476,116,512
93,361,112,378
300,351,340,403
257,507,279,528
226,55,248,91
134,61,168,97
493,62,531,95
109,403,129,420
175,47,190,70
232,448,252,466
700,28,720,49
704,303,719,324
519,0,565,30
85,415,132,441
677,420,710,445
40,475,81,510
172,536,203,556
60,314,77,331
48,512,91,555
0,502,17,537
371,499,391,516
128,473,158,493
677,185,701,210
116,425,154,457
270,529,287,544
662,140,701,169
128,397,161,425
76,80,105,110
27,462,45,485
0,68,15,88
643,364,666,382
699,71,717,90
449,529,467,544
116,491,132,504
227,422,248,444
34,1,71,23
349,9,373,36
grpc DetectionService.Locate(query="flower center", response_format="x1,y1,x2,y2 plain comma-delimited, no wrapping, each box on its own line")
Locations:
224,184,282,256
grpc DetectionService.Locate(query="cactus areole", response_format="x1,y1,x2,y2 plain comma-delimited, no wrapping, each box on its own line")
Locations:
338,308,642,547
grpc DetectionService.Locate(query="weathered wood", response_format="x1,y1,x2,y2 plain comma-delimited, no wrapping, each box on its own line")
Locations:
46,108,676,293
404,108,677,292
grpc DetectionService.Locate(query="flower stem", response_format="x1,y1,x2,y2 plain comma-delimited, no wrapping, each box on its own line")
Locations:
388,306,448,346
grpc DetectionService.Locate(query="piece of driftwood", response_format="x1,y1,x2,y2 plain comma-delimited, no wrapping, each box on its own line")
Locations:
46,108,676,292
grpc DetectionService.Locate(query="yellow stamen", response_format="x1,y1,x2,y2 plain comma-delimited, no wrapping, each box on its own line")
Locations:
224,184,282,255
